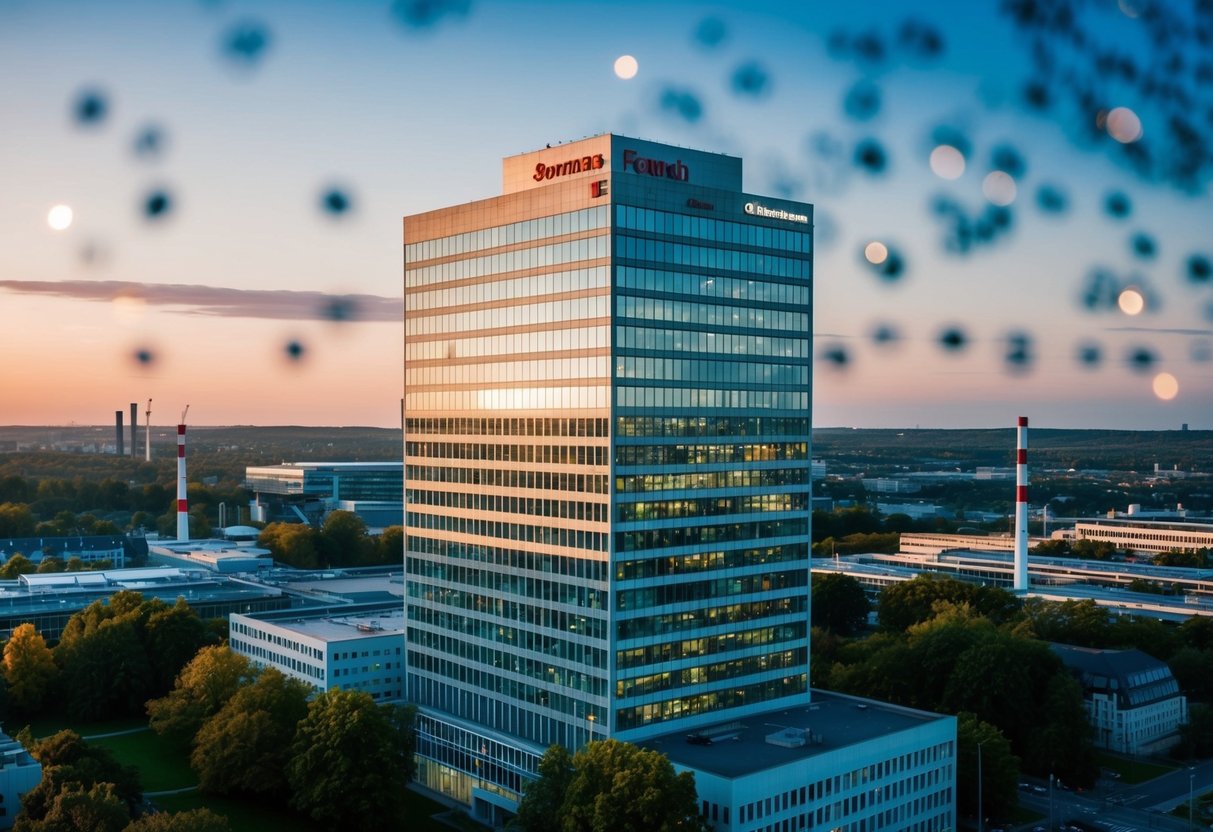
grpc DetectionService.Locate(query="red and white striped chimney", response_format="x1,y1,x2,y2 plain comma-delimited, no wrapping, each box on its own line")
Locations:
1014,416,1028,591
176,423,189,541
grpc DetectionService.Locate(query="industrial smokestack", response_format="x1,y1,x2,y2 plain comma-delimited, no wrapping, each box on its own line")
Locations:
1014,416,1029,591
176,422,189,541
115,411,124,456
130,403,138,457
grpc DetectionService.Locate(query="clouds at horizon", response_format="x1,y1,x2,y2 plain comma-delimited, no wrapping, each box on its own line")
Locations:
0,280,403,322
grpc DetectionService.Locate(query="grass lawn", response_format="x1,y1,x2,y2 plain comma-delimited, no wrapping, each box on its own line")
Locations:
90,729,197,792
1094,751,1177,784
21,714,149,740
153,787,464,832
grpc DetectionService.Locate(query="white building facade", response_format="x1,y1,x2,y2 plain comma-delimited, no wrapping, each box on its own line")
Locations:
229,607,405,701
0,729,42,831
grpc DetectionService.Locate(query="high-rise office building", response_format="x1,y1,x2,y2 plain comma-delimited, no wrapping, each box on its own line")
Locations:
405,132,811,741
403,137,951,831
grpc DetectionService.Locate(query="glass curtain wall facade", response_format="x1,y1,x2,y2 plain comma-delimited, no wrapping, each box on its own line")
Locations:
404,136,813,789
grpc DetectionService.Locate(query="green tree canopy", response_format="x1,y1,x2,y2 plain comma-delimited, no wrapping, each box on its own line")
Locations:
3,622,58,715
956,712,1020,823
257,522,320,569
286,692,416,830
15,782,130,832
1,553,37,579
190,668,311,797
318,510,373,567
877,575,1020,632
0,501,37,537
147,645,256,746
515,739,705,832
144,598,214,693
122,809,231,832
811,573,870,636
19,730,143,824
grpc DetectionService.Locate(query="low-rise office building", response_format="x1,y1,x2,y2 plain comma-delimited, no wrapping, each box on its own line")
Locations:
1073,519,1213,556
643,691,956,832
230,605,405,701
0,729,42,830
1052,644,1188,755
0,534,138,570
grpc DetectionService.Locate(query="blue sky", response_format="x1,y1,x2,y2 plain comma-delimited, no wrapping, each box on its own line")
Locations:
1,0,1210,428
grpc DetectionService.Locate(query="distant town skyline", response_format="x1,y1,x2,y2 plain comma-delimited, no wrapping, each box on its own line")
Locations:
2,0,1211,429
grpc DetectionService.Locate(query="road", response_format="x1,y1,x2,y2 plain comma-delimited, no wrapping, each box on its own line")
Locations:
1011,761,1213,832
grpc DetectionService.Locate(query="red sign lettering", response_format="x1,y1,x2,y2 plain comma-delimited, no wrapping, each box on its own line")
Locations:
533,153,605,182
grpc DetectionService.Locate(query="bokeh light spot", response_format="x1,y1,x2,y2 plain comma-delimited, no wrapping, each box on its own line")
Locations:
47,205,74,231
1152,372,1179,400
284,340,306,362
693,17,726,48
1076,341,1103,368
133,124,167,159
1104,191,1132,219
990,145,1027,178
659,87,703,123
72,88,108,127
142,189,173,221
1127,346,1157,372
320,186,354,217
1106,106,1144,143
1004,331,1034,372
391,0,471,30
854,139,888,174
843,80,881,121
864,241,888,265
221,19,271,68
1187,254,1212,284
614,55,638,80
1130,232,1157,259
731,62,770,98
929,145,965,179
1118,287,1145,315
1035,184,1069,213
132,347,156,367
321,296,360,324
871,323,901,347
819,344,850,369
982,171,1018,206
938,326,968,352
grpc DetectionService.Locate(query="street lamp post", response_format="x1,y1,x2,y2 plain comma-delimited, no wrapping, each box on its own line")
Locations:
977,742,984,832
1190,769,1195,832
1049,773,1054,832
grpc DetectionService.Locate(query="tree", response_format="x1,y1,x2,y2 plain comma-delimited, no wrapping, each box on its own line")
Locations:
376,525,404,565
516,739,704,832
15,782,130,832
0,501,37,537
956,712,1019,823
36,556,66,574
191,668,311,796
514,745,573,832
58,619,154,720
147,646,256,746
1,553,37,579
878,575,1019,632
257,522,320,569
122,809,231,832
318,510,372,567
811,573,870,635
19,730,143,823
3,622,58,714
286,692,416,830
144,599,213,694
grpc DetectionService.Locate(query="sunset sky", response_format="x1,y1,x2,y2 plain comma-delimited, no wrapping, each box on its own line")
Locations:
2,0,1211,429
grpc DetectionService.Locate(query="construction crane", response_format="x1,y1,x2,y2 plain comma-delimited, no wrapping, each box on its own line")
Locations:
181,404,189,424
144,398,152,461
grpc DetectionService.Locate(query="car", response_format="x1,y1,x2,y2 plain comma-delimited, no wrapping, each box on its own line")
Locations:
1018,782,1033,791
1032,785,1048,794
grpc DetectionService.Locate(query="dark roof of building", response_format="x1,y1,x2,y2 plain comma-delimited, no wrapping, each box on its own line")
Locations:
1051,643,1182,709
639,689,951,779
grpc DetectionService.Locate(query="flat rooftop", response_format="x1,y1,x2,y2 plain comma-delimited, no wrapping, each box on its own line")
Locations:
247,608,405,642
640,690,948,779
